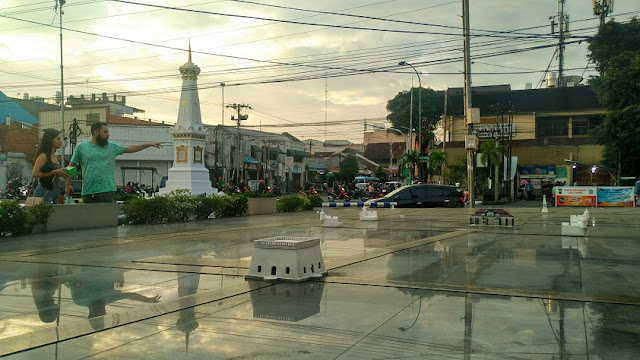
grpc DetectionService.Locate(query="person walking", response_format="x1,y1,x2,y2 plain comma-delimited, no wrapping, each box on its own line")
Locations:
67,122,162,203
525,180,534,200
31,128,71,203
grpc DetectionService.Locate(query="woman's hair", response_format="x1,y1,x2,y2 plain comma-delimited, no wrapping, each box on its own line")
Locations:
34,128,61,161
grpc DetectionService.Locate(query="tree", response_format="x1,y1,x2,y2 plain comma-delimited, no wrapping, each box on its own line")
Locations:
588,18,640,177
374,165,387,180
426,151,447,183
386,87,444,152
479,139,506,201
338,154,359,182
400,150,419,181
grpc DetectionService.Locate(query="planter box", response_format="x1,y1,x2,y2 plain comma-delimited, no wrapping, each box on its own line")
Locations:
35,203,121,233
247,197,277,215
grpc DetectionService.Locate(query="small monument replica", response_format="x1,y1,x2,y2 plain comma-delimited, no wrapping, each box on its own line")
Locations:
160,43,216,195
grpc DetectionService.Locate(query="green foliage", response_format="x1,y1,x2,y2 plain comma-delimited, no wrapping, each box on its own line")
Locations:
374,165,387,180
305,195,323,209
277,195,308,212
165,189,200,222
427,151,447,179
213,196,248,218
386,87,444,150
233,191,275,198
0,201,54,237
194,196,219,220
443,156,467,186
122,196,170,224
400,150,419,179
114,193,142,202
122,191,247,225
479,139,506,167
588,18,640,177
591,105,640,176
339,154,359,181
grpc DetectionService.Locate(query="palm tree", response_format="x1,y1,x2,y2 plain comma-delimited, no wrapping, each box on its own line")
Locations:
479,139,507,201
427,151,447,183
401,150,419,182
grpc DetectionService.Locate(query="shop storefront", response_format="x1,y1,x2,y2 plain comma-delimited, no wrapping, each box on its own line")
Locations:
519,166,556,198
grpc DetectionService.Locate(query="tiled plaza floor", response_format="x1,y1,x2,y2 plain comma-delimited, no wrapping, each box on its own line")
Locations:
1,204,639,359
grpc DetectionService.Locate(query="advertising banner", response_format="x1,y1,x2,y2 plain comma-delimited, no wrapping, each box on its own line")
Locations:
555,187,596,206
597,187,635,207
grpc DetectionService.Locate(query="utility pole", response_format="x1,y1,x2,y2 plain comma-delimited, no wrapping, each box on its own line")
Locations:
593,0,614,25
226,103,251,182
463,0,474,208
220,82,225,125
441,89,448,184
550,0,569,87
57,0,66,167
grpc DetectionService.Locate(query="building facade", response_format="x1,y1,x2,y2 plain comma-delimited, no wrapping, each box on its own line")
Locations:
442,85,607,195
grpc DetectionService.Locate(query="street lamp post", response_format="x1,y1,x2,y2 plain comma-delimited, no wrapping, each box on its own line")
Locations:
398,61,422,181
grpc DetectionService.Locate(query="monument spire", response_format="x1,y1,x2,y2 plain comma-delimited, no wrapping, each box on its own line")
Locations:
159,42,216,195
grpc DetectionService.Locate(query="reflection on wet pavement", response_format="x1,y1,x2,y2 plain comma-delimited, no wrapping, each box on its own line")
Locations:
1,207,639,359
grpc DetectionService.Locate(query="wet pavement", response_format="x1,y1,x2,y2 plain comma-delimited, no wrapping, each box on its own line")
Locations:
1,204,639,359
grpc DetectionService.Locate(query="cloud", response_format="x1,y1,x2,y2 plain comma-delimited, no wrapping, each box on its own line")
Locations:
1,0,637,141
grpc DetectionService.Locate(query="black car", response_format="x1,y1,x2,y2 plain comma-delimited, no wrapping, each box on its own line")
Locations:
368,184,464,208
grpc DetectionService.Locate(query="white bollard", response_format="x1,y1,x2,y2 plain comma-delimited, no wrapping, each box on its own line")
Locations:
541,194,549,213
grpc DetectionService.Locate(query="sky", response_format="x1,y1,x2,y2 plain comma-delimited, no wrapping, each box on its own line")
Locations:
1,0,638,143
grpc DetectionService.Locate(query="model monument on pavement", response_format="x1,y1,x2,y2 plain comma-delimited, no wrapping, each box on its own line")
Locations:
160,43,216,195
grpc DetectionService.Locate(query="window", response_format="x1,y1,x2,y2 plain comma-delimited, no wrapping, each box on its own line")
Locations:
536,117,568,138
573,116,603,136
85,113,100,126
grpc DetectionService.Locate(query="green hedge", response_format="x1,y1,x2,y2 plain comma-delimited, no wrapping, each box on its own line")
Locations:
0,201,54,237
277,194,323,212
122,190,248,225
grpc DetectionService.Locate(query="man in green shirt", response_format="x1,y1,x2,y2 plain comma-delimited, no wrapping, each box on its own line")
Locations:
67,122,162,203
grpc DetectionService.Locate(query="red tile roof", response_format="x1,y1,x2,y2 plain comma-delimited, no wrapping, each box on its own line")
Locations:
0,122,39,160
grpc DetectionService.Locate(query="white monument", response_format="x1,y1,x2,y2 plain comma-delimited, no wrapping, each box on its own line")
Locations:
160,43,216,195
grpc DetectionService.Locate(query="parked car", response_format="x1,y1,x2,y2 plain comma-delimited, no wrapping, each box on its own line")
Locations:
367,184,464,208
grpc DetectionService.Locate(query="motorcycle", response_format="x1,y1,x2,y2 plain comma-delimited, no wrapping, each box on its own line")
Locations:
327,188,351,202
351,188,370,202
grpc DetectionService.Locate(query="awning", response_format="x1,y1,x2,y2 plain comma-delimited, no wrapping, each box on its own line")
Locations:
250,145,262,153
287,149,308,157
244,154,260,164
265,146,284,154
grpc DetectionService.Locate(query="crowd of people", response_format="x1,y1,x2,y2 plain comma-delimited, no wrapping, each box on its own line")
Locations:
219,178,280,195
116,182,158,197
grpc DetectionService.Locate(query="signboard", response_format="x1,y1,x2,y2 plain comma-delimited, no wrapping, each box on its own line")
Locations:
306,157,328,171
520,166,556,177
597,187,634,207
555,187,596,206
474,123,515,138
284,156,293,169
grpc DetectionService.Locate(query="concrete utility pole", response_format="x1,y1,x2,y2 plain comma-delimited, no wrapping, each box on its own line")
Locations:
463,0,474,208
593,0,614,25
57,0,66,167
220,82,225,125
550,0,569,87
226,103,251,182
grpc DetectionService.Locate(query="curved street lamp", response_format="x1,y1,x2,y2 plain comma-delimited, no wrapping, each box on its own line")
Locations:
398,61,422,180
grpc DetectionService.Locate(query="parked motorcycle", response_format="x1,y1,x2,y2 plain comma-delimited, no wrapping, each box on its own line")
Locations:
327,188,351,202
351,188,370,202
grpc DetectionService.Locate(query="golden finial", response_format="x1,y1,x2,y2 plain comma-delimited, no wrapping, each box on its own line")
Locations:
188,40,192,63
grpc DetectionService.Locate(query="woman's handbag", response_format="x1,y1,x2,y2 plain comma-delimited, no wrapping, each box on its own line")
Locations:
25,197,44,207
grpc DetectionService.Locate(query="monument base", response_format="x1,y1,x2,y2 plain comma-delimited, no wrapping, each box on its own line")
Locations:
160,166,216,195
